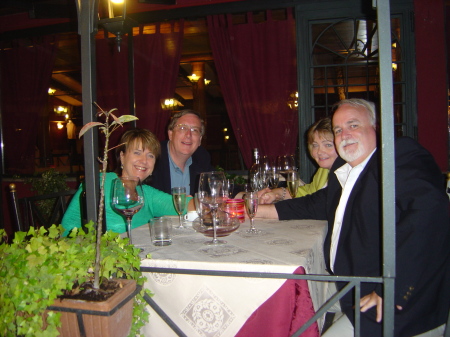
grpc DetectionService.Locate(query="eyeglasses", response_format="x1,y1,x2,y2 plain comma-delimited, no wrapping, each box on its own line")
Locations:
174,124,202,136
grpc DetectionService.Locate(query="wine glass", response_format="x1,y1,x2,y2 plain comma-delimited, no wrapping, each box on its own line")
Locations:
286,171,300,198
267,162,279,189
198,171,228,245
112,176,144,244
194,192,209,224
244,191,261,234
172,187,187,229
225,179,234,198
258,155,271,189
276,154,296,180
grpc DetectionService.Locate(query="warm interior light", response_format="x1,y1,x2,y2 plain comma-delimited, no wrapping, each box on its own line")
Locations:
187,74,199,82
164,98,175,106
204,79,211,85
55,106,68,114
57,122,64,130
48,88,56,95
65,114,69,119
392,63,398,71
225,135,230,140
110,0,124,4
223,128,228,132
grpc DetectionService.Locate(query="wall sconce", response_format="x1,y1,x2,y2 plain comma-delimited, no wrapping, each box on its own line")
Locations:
57,122,64,130
287,91,298,110
161,98,184,111
187,74,200,83
187,74,210,85
48,88,56,95
54,106,68,114
392,63,398,71
98,0,137,52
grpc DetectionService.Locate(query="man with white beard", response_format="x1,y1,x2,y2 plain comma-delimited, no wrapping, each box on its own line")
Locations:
255,98,450,337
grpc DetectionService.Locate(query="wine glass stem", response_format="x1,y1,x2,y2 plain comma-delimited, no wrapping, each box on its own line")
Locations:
212,209,218,243
127,218,133,244
178,214,184,228
250,217,255,230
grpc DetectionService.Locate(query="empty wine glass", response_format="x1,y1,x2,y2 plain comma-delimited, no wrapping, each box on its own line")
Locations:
286,171,300,198
277,154,296,180
112,176,144,244
225,179,234,198
194,192,208,224
244,191,261,234
172,187,187,229
198,171,227,245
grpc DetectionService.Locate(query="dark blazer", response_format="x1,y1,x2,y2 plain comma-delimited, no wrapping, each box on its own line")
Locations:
148,140,214,195
275,137,450,337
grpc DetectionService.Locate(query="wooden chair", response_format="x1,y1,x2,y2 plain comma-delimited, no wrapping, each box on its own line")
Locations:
9,183,77,232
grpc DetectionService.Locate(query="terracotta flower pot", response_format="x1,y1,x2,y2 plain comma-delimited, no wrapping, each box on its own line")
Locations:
47,279,137,337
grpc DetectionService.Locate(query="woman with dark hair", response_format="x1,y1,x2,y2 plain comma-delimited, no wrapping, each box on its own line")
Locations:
62,128,193,235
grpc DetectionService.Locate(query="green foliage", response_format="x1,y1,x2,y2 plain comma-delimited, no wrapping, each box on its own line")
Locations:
0,223,150,337
23,169,69,221
215,165,247,185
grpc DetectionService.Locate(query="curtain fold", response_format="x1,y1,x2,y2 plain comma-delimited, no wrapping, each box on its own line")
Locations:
96,21,184,145
1,36,58,174
208,10,298,168
134,21,184,142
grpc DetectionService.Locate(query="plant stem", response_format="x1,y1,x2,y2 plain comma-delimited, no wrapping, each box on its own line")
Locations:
93,114,110,289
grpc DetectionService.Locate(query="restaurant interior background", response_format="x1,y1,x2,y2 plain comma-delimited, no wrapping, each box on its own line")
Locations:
0,0,449,232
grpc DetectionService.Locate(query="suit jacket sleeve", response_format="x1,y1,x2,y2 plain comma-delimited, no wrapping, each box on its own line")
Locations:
391,137,450,307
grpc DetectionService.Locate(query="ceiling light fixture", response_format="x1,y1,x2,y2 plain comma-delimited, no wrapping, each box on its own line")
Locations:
98,0,138,52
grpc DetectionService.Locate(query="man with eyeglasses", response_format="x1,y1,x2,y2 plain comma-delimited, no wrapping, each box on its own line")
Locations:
149,109,213,195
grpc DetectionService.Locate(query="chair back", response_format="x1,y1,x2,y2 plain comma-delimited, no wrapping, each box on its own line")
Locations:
9,183,77,232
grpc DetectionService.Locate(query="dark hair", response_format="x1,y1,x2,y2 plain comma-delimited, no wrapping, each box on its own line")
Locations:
167,109,205,136
114,128,160,176
306,117,333,153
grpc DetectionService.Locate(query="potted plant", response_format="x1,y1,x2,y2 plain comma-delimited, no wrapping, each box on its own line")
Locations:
0,105,150,337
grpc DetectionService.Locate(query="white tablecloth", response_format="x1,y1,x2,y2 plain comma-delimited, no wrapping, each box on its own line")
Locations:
132,217,328,337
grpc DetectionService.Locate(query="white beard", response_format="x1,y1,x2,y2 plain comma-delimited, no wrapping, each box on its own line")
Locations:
338,139,365,164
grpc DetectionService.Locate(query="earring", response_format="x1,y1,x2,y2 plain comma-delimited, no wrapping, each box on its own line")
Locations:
121,164,123,169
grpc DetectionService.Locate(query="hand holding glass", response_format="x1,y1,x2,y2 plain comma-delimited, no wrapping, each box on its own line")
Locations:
112,177,144,244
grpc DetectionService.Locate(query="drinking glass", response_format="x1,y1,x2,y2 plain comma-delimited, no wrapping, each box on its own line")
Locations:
198,171,228,245
172,187,187,229
267,164,280,189
286,171,300,198
194,192,208,224
277,155,296,180
225,179,234,198
244,191,261,234
112,176,144,244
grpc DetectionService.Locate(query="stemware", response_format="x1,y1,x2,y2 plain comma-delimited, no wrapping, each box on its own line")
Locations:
244,191,261,234
198,171,228,245
172,187,187,229
194,192,209,224
112,176,144,244
277,154,296,180
225,179,235,198
286,170,300,198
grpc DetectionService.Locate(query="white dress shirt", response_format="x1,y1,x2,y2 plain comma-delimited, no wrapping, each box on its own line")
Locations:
330,149,376,272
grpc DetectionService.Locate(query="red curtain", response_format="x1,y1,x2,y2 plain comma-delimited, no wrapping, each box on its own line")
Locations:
1,36,58,174
96,21,184,144
207,10,298,168
134,22,184,142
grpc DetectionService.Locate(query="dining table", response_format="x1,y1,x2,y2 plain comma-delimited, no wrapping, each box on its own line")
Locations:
132,216,328,337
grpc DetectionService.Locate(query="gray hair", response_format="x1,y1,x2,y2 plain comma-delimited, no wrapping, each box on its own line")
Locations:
332,98,377,127
168,109,205,136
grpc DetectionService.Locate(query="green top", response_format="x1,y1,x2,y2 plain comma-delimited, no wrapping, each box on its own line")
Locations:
62,172,183,236
295,167,329,198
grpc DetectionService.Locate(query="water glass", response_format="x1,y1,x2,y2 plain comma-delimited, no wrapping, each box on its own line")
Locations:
149,217,172,246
